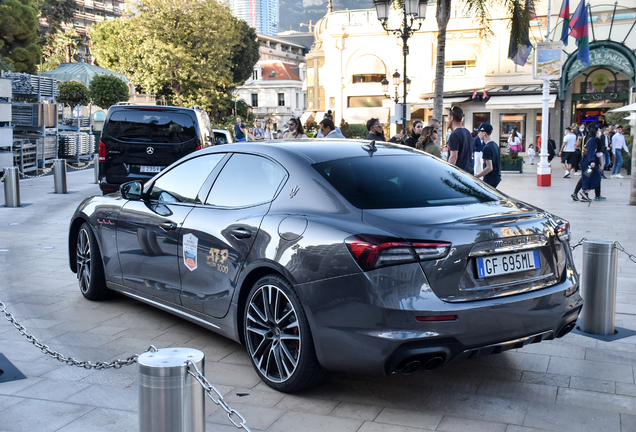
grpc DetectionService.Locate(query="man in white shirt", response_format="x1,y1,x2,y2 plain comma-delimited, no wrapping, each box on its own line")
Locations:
559,127,577,178
611,124,630,178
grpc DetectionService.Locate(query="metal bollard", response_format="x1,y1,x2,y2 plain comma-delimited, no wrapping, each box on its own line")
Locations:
53,159,67,194
138,347,205,432
3,167,20,207
94,153,99,184
579,239,618,335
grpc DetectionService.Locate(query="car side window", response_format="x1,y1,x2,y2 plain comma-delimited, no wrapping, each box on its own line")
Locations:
149,154,225,204
205,154,286,207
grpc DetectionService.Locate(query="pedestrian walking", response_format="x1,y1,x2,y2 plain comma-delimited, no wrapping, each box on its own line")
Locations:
404,120,423,148
366,118,404,142
600,126,611,178
572,130,583,175
473,132,484,174
234,117,246,142
507,127,522,153
415,126,441,157
559,127,576,178
527,144,535,164
318,118,345,138
447,106,474,174
571,124,605,201
283,117,307,139
474,123,501,188
611,124,630,178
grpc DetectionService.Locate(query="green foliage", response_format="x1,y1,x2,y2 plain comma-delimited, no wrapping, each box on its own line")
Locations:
0,56,13,72
91,0,260,116
57,80,89,108
0,0,41,73
339,119,353,138
89,74,129,109
38,29,80,72
230,21,260,85
34,0,77,38
348,123,368,139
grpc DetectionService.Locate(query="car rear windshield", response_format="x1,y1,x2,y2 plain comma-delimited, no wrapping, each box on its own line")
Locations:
105,110,197,143
313,155,502,209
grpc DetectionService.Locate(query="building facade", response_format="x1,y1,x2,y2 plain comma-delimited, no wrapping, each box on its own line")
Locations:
305,1,636,149
236,33,307,130
227,0,279,36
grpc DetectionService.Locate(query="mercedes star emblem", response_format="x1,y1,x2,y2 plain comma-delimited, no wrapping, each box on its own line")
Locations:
146,147,154,155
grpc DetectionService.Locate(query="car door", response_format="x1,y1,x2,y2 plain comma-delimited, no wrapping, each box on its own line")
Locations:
179,153,287,318
116,153,226,305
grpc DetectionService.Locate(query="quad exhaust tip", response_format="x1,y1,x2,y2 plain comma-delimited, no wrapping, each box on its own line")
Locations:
557,322,576,338
401,356,445,375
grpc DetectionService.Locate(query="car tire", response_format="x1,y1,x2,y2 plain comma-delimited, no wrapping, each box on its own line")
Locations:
244,274,328,392
76,222,109,300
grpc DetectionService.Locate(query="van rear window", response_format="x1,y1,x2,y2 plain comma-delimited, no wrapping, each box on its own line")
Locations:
106,110,197,143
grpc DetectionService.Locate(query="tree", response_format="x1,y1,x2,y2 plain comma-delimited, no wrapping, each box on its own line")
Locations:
57,80,89,109
431,0,534,123
34,0,77,38
38,29,80,72
0,0,41,73
89,74,129,109
0,56,13,72
230,21,260,85
91,0,260,114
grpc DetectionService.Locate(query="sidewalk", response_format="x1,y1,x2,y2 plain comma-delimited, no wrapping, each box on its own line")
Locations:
1,164,635,432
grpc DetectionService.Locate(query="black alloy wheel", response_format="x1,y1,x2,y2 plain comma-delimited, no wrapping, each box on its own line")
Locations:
76,222,108,300
244,274,328,392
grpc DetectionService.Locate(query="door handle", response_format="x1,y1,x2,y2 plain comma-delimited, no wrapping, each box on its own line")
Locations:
159,222,178,231
231,228,253,239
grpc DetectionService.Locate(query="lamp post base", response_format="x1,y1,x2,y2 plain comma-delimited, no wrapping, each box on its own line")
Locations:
537,161,551,187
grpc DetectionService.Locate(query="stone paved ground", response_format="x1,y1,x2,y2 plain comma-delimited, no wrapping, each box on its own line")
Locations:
0,160,635,432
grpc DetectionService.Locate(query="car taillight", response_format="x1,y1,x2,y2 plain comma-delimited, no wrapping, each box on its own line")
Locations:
345,235,451,271
98,141,106,162
555,220,570,242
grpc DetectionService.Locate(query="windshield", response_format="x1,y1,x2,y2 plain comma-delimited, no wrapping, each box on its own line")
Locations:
106,110,197,144
313,155,502,209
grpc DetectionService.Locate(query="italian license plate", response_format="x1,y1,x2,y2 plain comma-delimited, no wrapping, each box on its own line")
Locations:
140,166,161,173
477,250,541,278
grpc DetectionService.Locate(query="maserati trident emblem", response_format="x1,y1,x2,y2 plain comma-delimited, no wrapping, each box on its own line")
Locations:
290,185,299,198
146,147,154,155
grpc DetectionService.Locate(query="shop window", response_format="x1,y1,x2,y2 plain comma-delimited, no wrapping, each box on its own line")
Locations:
348,96,384,108
473,113,490,129
352,74,385,83
500,114,526,149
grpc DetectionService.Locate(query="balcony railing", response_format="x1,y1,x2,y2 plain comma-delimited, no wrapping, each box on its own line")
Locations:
444,66,478,77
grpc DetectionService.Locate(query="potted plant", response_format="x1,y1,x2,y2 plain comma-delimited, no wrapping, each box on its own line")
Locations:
501,149,524,173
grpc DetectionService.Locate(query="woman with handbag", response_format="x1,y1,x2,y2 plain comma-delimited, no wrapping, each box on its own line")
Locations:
572,124,603,202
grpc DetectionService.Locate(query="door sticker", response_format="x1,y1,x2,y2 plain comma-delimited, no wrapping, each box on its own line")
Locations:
183,233,198,271
207,248,229,273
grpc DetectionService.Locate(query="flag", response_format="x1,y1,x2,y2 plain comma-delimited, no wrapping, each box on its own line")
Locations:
507,1,533,66
559,0,570,45
569,0,589,65
483,89,488,98
508,36,533,66
472,90,477,99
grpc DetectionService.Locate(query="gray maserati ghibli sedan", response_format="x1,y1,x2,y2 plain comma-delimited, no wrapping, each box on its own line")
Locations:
68,140,582,392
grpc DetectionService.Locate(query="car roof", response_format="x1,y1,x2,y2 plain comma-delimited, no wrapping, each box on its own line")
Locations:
199,139,421,164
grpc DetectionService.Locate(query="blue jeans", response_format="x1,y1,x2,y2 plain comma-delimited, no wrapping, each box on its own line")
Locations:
612,150,623,175
604,151,610,168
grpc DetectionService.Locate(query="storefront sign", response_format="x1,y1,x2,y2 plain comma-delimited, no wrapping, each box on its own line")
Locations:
568,48,634,79
535,42,562,79
572,91,628,101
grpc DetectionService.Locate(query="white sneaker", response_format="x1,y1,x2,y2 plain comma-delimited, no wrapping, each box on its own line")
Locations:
616,174,624,179
574,171,581,176
565,170,569,176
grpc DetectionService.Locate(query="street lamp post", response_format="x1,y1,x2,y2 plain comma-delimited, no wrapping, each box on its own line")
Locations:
381,72,411,134
374,0,427,135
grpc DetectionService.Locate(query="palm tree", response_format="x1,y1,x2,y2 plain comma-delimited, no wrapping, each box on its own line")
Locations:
55,29,80,63
431,0,534,122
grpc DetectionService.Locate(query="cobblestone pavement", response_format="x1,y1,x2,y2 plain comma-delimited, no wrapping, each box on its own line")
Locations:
1,160,635,432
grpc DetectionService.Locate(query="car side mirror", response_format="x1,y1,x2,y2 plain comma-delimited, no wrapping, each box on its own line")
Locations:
120,181,144,200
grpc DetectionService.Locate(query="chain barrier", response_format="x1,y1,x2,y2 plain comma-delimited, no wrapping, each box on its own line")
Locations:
0,300,140,369
0,169,7,183
18,167,53,179
187,360,252,432
65,159,95,171
570,237,636,263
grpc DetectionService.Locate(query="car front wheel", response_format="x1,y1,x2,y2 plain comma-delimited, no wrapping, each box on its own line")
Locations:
244,274,328,392
76,222,108,300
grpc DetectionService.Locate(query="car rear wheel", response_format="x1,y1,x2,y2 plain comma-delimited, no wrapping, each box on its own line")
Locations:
77,222,108,300
244,274,328,392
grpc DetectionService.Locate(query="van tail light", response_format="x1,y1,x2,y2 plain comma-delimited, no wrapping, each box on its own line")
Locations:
555,220,570,243
98,141,106,162
345,235,451,272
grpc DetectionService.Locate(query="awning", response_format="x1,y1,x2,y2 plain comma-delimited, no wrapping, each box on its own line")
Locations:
299,111,325,125
609,102,636,112
485,94,556,110
344,107,390,125
415,97,470,109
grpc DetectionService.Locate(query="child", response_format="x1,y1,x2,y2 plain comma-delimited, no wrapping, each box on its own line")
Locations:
528,144,535,165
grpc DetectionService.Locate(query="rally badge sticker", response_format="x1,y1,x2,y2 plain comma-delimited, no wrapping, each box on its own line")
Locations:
183,233,198,271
